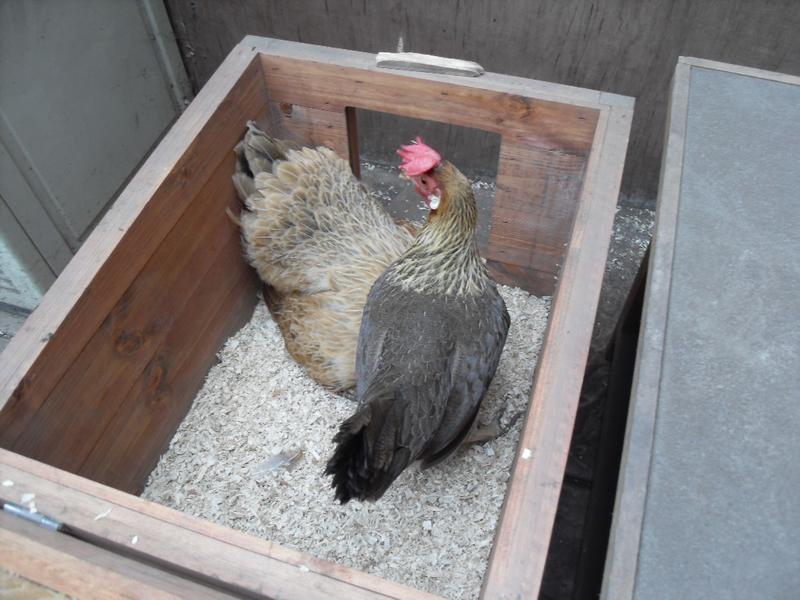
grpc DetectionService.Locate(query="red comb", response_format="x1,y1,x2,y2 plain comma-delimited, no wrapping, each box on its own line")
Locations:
397,137,442,176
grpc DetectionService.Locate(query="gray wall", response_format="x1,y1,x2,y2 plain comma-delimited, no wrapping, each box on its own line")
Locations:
0,0,190,310
165,0,800,204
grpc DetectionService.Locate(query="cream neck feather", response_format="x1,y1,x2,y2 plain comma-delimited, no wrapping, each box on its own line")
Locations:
391,168,489,296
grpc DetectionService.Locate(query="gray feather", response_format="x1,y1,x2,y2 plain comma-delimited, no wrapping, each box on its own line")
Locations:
326,267,509,502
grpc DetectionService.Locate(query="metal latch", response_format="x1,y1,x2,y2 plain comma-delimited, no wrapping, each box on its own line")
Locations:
2,500,62,531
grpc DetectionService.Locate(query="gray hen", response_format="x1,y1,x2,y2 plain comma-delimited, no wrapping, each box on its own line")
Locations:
325,139,510,503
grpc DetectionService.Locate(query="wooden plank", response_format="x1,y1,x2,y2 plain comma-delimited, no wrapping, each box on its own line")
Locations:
0,512,232,599
78,238,258,494
0,565,66,598
250,36,619,194
182,31,631,110
258,53,599,154
600,62,688,600
0,450,441,600
256,41,598,295
6,154,251,473
0,46,267,431
481,100,633,598
485,260,557,297
266,101,351,160
486,139,588,294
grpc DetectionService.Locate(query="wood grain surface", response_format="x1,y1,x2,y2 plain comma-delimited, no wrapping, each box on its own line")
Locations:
483,102,632,598
0,449,440,600
0,512,233,599
0,48,266,437
253,40,603,293
9,156,254,474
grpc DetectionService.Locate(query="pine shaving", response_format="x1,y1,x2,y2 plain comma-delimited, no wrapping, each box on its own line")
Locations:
143,285,549,599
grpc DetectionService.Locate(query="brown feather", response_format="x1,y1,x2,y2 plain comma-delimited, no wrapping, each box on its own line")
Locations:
231,122,420,390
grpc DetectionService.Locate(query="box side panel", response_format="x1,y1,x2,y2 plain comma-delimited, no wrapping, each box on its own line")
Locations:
0,48,262,416
487,139,588,292
0,449,440,600
258,53,599,295
76,175,260,493
0,53,265,492
7,153,254,469
0,511,233,599
483,102,633,597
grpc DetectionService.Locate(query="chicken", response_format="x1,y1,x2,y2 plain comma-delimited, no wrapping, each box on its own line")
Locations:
232,122,417,391
325,138,510,503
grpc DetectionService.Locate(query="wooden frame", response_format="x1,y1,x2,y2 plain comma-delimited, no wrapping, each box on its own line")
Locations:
0,37,632,598
601,57,800,600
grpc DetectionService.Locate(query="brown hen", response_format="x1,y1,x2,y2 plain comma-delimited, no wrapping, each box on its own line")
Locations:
232,122,417,391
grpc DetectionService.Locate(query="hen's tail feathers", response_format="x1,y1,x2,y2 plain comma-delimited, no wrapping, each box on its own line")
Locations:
232,121,296,203
324,397,412,504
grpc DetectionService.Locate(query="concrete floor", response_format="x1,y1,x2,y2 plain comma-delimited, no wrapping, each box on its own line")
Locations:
0,163,654,597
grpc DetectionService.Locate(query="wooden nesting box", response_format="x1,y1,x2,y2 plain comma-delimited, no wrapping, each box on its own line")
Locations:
0,37,632,598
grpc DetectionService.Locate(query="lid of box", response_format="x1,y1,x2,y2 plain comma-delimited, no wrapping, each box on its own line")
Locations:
606,59,800,599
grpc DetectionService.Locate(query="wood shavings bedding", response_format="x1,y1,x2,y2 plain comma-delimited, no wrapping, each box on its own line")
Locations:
143,285,550,599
